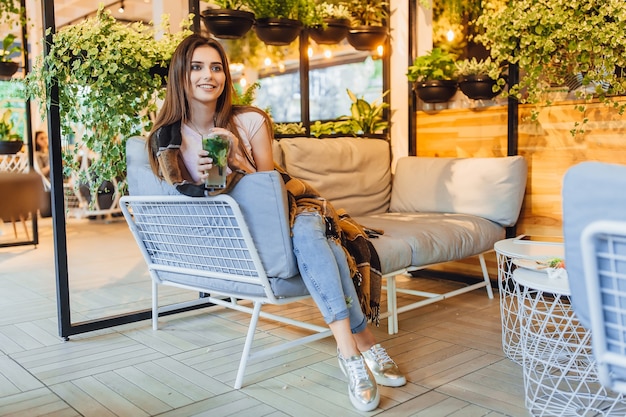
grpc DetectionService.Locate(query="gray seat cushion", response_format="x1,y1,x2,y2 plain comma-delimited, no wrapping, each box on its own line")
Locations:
357,212,505,270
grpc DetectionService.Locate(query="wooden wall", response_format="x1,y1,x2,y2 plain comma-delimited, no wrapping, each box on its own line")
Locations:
414,99,626,278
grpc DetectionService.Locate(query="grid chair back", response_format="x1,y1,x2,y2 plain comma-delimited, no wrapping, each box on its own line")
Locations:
121,194,280,303
581,220,626,393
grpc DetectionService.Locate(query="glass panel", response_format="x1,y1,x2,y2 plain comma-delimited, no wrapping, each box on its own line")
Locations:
256,56,383,123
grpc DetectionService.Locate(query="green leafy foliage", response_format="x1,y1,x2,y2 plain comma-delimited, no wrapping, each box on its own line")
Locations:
306,89,389,137
475,0,626,130
243,0,303,19
233,81,260,105
343,88,389,134
23,7,192,198
348,0,388,26
1,33,20,63
406,48,457,82
0,109,21,141
454,57,501,79
274,122,306,135
203,0,250,10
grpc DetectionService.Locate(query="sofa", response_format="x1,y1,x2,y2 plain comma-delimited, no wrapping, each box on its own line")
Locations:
125,136,527,334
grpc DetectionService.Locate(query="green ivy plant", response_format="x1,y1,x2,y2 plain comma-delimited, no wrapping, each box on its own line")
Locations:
475,0,626,132
24,7,192,200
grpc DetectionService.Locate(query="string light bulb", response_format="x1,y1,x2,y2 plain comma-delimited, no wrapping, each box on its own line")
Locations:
118,0,125,13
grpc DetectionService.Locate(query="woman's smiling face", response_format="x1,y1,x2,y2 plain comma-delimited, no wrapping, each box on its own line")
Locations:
189,45,226,105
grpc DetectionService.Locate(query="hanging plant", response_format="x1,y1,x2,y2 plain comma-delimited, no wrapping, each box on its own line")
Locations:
24,8,192,199
475,0,626,133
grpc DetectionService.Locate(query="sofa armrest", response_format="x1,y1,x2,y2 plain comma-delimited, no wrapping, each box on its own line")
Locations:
390,156,527,227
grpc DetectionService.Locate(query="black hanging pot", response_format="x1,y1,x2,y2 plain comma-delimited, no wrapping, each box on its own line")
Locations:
309,18,350,45
0,140,23,154
415,79,458,103
254,18,303,46
0,61,19,80
201,9,255,39
458,75,501,100
347,25,388,51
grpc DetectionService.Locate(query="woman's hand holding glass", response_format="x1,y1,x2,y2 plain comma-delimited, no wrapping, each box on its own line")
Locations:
196,128,239,185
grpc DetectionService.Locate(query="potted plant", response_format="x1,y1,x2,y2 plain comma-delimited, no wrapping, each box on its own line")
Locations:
0,33,20,80
346,0,389,51
200,0,255,40
307,2,352,45
24,8,192,205
243,0,305,46
308,89,389,137
475,0,626,124
455,57,504,100
0,109,23,154
407,48,458,103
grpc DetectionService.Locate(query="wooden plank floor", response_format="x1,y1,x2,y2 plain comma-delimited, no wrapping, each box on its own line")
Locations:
0,217,529,416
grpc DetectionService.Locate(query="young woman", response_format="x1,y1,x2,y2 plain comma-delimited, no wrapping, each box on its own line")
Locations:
147,34,405,412
34,130,50,179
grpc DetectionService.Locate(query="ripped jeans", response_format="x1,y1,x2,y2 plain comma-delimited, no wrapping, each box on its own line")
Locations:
291,212,367,334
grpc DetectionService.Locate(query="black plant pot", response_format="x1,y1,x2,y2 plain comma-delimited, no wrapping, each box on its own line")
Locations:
0,140,23,154
309,18,350,45
0,61,19,80
201,9,255,39
415,80,458,103
254,18,302,46
459,75,501,100
347,25,388,51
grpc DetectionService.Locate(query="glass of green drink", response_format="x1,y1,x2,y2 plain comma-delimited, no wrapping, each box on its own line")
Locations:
202,134,230,189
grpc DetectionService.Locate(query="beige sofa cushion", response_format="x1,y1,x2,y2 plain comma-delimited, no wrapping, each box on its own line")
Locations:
390,156,527,227
276,137,392,217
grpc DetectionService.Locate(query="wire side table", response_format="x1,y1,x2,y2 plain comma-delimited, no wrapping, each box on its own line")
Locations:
514,268,626,416
495,238,564,364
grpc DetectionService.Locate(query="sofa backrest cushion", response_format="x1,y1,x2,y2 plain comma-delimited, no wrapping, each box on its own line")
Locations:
275,137,392,217
126,136,299,279
390,156,527,227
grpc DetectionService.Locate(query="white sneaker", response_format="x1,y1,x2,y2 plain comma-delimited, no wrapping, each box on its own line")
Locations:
338,351,380,411
361,344,407,387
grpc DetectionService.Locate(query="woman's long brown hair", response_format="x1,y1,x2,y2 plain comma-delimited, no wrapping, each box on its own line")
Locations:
147,34,272,177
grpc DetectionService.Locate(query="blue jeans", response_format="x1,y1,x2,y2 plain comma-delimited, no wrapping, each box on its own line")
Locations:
292,212,367,334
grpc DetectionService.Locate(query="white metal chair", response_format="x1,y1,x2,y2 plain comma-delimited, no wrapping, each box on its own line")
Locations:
120,191,331,389
563,161,626,403
581,220,626,394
